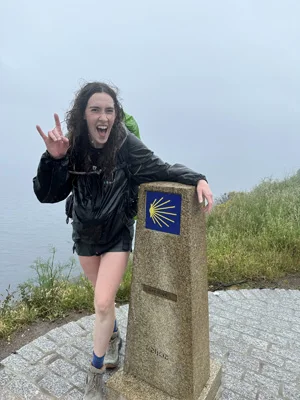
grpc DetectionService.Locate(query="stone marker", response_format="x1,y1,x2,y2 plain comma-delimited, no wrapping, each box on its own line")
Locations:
107,182,222,400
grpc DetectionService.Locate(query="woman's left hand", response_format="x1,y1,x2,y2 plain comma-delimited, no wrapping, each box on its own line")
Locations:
197,180,213,213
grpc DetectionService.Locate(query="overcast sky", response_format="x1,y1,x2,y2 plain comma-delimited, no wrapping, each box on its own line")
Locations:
1,0,299,198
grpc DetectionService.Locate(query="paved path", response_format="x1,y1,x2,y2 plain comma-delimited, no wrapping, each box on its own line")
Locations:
0,289,300,400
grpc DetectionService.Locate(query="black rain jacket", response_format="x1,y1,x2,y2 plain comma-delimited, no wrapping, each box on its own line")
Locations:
33,131,207,246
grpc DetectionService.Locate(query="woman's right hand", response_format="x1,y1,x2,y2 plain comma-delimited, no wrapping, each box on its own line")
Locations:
36,113,70,159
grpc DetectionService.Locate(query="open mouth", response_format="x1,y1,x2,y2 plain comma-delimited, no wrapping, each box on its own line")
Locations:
97,126,108,137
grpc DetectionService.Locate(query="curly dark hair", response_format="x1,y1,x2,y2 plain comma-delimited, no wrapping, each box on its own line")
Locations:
66,82,125,176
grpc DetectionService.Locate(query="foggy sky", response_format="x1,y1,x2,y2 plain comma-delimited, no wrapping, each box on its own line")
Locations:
1,0,300,198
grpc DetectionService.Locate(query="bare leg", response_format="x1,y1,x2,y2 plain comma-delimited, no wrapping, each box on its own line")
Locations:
79,252,129,399
93,251,130,357
78,255,100,288
79,255,116,337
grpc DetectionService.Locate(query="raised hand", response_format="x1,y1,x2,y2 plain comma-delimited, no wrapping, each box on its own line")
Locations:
36,113,69,159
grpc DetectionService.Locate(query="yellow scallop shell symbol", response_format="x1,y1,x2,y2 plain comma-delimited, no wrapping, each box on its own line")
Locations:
149,197,177,228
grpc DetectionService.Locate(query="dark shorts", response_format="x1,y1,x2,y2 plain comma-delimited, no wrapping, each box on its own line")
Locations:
74,223,134,257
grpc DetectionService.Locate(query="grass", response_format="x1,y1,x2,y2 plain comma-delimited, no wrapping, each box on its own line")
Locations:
207,173,300,284
0,248,132,340
1,172,300,339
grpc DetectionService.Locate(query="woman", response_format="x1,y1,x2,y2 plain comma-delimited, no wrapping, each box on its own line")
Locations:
33,82,213,399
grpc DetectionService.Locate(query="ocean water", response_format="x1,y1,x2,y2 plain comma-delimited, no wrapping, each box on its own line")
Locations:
0,164,81,299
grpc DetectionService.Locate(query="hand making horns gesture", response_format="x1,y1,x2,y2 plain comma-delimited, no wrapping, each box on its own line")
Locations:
36,113,69,159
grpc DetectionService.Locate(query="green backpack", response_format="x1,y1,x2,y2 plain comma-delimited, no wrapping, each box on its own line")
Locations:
123,112,140,139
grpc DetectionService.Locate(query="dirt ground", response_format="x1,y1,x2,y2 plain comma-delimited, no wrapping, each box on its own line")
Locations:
1,273,299,362
209,271,300,291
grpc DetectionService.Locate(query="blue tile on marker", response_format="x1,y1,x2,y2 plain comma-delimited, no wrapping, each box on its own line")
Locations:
145,192,182,235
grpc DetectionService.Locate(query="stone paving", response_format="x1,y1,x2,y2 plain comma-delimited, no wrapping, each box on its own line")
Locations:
0,289,300,400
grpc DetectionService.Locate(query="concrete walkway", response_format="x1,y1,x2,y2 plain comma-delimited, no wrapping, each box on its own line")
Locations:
0,289,300,400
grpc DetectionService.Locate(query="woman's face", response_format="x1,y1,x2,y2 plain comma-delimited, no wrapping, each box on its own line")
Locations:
84,92,116,148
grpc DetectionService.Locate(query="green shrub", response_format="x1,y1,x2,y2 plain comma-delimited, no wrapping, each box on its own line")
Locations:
207,174,300,283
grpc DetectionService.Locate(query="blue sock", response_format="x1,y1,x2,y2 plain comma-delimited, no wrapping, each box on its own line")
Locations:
113,319,118,333
92,352,105,369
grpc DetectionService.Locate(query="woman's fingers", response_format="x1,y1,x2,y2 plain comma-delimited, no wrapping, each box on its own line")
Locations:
36,125,48,141
37,116,69,159
197,180,214,213
61,136,69,143
54,113,63,135
203,195,213,213
49,127,66,141
48,130,59,142
37,113,64,143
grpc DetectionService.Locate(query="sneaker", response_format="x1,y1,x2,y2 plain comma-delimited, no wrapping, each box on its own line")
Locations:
83,364,106,400
105,330,122,369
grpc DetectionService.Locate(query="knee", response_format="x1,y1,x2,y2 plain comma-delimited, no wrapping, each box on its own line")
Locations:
94,297,113,317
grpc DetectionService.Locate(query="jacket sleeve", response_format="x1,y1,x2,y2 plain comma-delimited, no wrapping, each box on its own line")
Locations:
33,151,73,203
127,132,207,186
